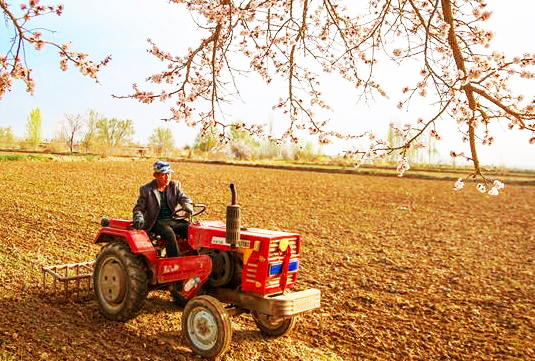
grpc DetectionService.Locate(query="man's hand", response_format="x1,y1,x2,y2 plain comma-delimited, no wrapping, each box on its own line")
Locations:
132,213,144,229
183,203,194,214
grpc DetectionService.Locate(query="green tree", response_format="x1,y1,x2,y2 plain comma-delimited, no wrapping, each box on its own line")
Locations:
80,110,102,153
228,124,259,145
0,127,15,146
426,133,439,166
149,127,175,156
228,123,260,160
293,140,322,162
96,118,134,150
25,107,42,148
386,125,401,164
387,124,440,166
193,125,221,152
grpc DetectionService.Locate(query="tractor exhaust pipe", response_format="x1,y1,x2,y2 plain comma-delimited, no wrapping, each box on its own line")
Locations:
226,183,240,247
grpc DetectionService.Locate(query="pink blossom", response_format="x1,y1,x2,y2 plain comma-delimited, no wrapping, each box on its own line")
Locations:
396,157,410,177
453,178,465,191
493,180,504,190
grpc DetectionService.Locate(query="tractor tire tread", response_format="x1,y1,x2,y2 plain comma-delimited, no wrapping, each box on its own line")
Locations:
94,241,148,322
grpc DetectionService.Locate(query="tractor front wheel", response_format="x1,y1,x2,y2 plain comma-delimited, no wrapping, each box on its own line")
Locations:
182,295,232,359
93,241,148,321
252,312,297,337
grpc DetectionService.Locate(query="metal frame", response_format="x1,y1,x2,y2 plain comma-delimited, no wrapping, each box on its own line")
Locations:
41,261,95,300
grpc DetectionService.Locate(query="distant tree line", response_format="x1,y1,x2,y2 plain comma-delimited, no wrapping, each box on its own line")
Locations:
0,108,325,161
0,107,176,157
1,108,450,166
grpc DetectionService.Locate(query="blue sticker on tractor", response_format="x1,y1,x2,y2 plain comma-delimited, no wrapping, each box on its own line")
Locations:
269,260,299,276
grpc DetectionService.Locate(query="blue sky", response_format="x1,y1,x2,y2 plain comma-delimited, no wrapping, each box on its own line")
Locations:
1,0,202,143
1,0,534,169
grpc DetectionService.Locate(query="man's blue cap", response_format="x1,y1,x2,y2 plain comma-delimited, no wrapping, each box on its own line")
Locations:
153,160,174,174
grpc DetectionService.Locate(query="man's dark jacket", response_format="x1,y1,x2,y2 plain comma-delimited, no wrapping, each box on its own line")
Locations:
132,179,192,231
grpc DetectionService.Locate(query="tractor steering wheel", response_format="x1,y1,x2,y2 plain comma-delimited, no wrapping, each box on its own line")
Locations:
172,203,206,220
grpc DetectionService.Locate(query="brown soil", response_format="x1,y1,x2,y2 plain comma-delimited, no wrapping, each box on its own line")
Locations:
0,159,533,360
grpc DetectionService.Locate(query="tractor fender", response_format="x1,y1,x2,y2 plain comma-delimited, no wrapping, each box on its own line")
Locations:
94,227,159,280
95,227,152,251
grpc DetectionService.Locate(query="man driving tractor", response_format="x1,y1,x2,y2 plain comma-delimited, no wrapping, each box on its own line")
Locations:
91,161,321,358
132,160,194,257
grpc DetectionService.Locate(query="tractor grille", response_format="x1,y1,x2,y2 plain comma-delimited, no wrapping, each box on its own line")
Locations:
244,237,300,292
266,276,285,288
245,262,258,284
268,238,299,261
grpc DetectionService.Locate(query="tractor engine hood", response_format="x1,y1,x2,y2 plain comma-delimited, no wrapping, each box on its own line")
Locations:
188,220,301,250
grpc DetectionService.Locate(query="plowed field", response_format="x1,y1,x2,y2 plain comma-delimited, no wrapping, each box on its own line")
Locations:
1,159,534,360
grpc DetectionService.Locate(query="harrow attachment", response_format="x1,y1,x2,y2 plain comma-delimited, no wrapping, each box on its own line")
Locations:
41,261,95,301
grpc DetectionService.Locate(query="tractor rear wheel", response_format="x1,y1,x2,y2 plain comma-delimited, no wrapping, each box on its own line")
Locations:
93,241,148,321
182,295,232,359
252,312,297,337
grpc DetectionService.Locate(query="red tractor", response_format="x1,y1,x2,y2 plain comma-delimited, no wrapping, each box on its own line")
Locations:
92,184,321,358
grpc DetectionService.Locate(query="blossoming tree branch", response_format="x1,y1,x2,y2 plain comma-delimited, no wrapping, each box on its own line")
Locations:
0,0,110,100
118,0,534,193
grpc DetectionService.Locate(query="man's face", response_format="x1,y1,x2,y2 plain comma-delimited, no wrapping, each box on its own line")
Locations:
154,172,171,188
